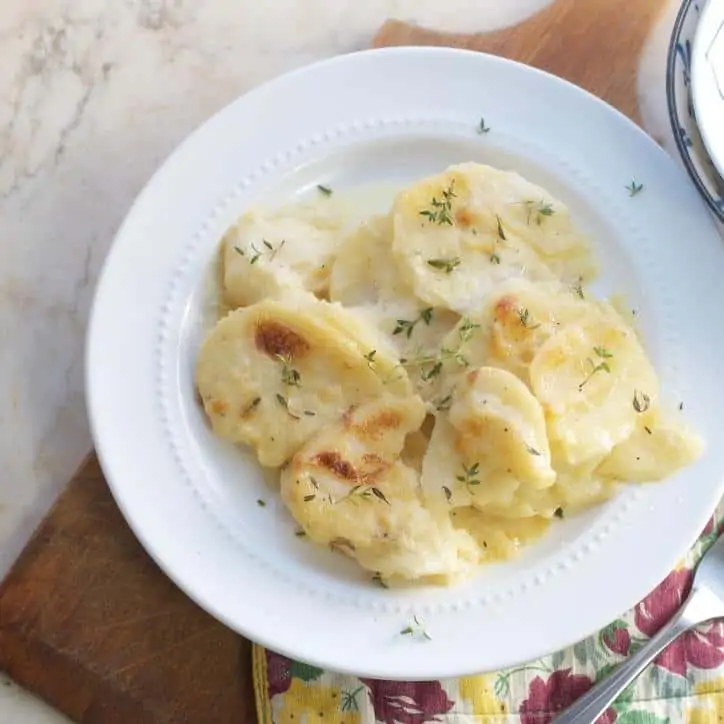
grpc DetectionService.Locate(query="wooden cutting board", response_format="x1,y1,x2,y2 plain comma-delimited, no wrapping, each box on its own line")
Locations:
0,2,665,722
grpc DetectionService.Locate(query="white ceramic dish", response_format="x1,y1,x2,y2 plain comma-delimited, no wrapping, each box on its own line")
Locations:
86,47,724,679
668,0,724,222
693,0,724,179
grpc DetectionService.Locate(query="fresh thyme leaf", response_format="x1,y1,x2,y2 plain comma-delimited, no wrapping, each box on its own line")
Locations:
393,309,435,339
243,397,262,416
401,616,432,640
427,257,461,273
526,445,541,456
257,499,266,507
310,477,319,490
632,390,651,414
436,394,453,412
573,282,585,299
277,354,301,387
593,346,613,359
517,308,541,329
554,507,564,519
304,410,316,416
478,117,490,134
458,318,480,342
234,246,245,256
276,393,288,409
364,349,377,369
421,360,443,381
371,487,391,505
245,239,285,264
679,402,684,411
490,253,501,264
317,184,333,196
372,572,388,589
303,494,316,502
442,485,453,503
419,181,456,225
644,426,653,435
457,461,481,488
579,348,614,390
295,529,306,538
523,200,555,225
496,215,506,240
626,180,644,197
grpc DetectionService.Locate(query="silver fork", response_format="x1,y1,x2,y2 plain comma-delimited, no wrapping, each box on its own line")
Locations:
555,531,724,723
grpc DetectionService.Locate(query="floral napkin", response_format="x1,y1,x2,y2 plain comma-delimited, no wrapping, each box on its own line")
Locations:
253,509,724,724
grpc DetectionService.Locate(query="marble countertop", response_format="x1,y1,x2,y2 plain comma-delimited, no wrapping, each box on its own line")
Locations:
0,0,691,720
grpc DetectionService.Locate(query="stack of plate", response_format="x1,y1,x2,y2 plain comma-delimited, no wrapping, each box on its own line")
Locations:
668,0,724,222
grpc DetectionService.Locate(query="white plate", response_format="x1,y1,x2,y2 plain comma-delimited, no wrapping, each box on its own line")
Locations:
86,47,724,679
693,0,724,179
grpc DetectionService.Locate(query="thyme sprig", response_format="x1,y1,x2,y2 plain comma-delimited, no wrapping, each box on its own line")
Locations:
419,181,456,225
399,318,479,381
234,239,285,264
579,346,614,390
393,308,434,339
522,200,555,225
626,180,644,197
400,615,432,641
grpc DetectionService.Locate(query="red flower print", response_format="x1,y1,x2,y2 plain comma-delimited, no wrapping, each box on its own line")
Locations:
635,568,693,637
266,649,292,697
601,620,631,657
635,567,724,675
361,679,454,724
519,670,616,724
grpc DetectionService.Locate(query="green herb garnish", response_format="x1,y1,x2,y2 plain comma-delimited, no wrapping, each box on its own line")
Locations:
427,257,461,273
632,390,650,414
456,461,481,489
420,182,456,226
579,347,614,390
523,200,555,225
400,615,432,641
393,308,434,338
626,180,644,197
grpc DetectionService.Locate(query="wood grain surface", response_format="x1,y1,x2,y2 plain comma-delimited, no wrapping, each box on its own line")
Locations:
0,2,664,722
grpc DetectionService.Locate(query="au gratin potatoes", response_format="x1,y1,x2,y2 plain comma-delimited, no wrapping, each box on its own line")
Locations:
195,163,703,586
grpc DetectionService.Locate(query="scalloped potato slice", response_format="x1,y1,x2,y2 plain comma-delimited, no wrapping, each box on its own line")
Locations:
483,280,607,382
329,215,409,305
421,367,557,517
421,416,559,518
530,318,659,466
195,299,412,468
222,204,348,308
450,367,556,487
451,507,550,561
391,163,594,314
281,397,480,583
597,407,704,482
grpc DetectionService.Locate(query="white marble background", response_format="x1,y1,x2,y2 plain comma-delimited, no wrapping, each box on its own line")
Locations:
0,0,689,720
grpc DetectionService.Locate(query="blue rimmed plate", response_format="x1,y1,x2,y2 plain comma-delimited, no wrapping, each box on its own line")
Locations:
667,0,724,222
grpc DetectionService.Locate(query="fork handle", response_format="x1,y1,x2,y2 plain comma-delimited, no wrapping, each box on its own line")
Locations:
553,602,691,723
